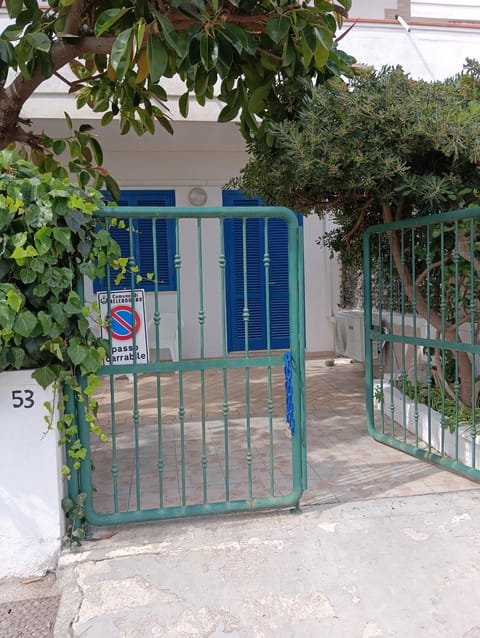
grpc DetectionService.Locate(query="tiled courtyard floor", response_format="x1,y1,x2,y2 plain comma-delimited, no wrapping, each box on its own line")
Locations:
90,357,478,516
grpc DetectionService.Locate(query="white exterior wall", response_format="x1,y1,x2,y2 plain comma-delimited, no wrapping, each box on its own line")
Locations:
340,20,480,81
0,371,64,578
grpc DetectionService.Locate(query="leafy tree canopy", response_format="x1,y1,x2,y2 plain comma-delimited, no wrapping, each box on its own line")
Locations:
0,0,353,197
236,61,480,265
236,62,480,406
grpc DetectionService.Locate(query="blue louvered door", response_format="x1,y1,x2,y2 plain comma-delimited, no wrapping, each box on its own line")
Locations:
223,192,291,352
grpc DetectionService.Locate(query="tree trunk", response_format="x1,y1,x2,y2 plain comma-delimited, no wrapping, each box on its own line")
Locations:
382,203,474,407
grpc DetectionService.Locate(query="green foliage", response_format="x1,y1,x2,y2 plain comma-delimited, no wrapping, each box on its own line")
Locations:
393,378,480,434
237,63,480,408
0,150,120,471
0,0,353,179
62,492,88,546
238,63,480,243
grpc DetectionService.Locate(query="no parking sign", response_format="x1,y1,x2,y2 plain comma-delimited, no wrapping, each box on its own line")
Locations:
97,290,149,365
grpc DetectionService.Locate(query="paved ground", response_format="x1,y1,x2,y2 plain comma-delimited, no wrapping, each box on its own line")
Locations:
1,358,480,637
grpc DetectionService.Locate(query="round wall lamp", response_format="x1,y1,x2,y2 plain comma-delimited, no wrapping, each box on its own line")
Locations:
188,187,208,206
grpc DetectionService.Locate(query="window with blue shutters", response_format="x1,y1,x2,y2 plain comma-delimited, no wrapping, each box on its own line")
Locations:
223,191,302,351
93,190,176,293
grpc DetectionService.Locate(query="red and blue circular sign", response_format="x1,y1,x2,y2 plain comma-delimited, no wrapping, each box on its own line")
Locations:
108,305,141,341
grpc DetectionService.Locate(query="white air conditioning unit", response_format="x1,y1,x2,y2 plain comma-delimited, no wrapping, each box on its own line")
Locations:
334,309,380,362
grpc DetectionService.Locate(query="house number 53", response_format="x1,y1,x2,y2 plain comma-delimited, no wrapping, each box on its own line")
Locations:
11,389,35,408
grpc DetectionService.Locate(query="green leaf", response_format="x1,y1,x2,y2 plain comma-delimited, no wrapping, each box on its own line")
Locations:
0,40,16,66
37,311,53,335
267,16,290,44
64,112,73,130
0,301,16,330
314,39,329,69
9,347,26,369
90,137,104,166
200,33,218,71
218,93,240,123
221,23,256,55
248,83,271,114
67,342,87,365
32,365,57,389
104,175,121,202
94,8,131,37
53,226,71,247
13,310,38,337
6,0,23,19
110,28,134,80
101,111,114,126
147,35,168,83
52,139,66,155
26,32,52,53
179,91,189,118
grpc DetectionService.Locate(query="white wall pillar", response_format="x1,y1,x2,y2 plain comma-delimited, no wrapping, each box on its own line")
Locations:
0,370,65,578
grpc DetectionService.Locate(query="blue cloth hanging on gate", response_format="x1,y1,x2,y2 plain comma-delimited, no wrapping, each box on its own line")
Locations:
284,351,296,437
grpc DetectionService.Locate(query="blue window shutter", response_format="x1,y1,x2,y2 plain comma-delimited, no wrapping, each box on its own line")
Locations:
230,217,266,349
223,191,267,351
266,218,290,344
223,190,296,351
93,190,176,293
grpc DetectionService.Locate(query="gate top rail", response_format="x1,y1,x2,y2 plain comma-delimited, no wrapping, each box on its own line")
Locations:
95,205,300,225
363,206,480,243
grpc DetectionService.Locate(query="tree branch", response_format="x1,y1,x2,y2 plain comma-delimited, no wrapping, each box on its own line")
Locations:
64,0,87,36
344,196,373,244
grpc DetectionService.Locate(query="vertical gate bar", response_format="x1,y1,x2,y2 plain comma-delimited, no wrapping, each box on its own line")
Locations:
65,387,80,501
219,219,230,501
287,215,302,497
388,230,395,433
104,218,119,512
129,218,139,385
197,219,208,503
400,228,407,444
453,220,460,461
297,221,307,490
469,218,477,468
377,231,386,434
411,227,419,446
175,219,186,505
425,224,433,451
263,219,274,494
127,219,141,509
109,375,119,512
152,219,165,506
440,223,447,453
364,228,377,437
242,218,253,498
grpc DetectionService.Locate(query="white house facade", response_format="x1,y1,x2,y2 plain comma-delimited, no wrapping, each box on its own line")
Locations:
4,2,480,358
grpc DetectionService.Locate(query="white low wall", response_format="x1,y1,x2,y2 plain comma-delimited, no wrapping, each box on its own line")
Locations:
0,370,65,578
375,381,480,468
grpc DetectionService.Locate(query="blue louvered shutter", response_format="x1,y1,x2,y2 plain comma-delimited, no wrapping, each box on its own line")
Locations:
228,217,266,351
93,191,176,293
135,195,176,291
266,218,290,347
223,191,297,351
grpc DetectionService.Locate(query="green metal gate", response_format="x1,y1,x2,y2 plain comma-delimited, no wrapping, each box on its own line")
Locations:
364,208,480,481
74,206,306,526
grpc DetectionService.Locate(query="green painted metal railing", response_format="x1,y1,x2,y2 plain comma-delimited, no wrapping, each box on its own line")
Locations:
75,206,306,526
364,208,480,481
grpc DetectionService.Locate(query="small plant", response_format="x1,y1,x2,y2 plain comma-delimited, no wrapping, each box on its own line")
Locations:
62,493,88,546
392,377,480,433
0,149,121,473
